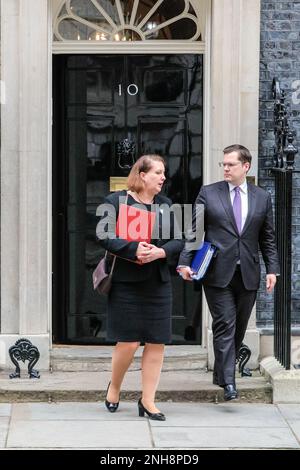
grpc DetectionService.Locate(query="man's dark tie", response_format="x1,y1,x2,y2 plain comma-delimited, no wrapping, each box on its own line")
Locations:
233,186,242,233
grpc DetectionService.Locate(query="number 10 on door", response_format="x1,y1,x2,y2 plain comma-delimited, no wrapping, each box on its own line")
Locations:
118,84,139,96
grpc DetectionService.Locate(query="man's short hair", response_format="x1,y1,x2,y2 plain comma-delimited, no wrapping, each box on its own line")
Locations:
223,144,252,166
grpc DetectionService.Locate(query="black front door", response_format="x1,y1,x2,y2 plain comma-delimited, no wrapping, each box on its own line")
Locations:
53,54,203,344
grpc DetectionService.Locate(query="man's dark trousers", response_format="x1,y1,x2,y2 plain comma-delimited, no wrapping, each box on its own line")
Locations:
204,265,256,387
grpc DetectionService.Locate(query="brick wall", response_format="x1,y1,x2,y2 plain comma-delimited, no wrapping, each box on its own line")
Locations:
258,0,300,328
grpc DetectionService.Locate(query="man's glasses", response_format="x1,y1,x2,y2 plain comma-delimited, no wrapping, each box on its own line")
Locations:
218,162,242,168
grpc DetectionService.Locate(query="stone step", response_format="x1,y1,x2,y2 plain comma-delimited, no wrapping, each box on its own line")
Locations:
0,370,272,404
50,345,208,372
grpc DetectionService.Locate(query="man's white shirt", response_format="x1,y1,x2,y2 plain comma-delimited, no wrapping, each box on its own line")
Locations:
228,179,248,232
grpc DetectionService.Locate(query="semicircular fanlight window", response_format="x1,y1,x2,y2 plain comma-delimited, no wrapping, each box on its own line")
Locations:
54,0,202,42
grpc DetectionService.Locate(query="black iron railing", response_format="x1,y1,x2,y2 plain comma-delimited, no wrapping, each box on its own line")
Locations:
270,78,298,369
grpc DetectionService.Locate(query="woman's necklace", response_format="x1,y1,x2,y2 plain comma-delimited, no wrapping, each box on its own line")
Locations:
133,192,154,205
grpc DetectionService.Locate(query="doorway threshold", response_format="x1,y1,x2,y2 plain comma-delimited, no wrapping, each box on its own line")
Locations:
50,345,207,372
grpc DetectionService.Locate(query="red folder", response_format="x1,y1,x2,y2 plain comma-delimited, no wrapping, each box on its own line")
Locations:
116,204,156,243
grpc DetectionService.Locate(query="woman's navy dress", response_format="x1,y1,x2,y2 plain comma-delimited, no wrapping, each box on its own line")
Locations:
96,191,183,344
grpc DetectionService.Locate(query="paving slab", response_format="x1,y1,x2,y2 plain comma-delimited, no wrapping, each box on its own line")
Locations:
285,421,300,443
278,404,300,421
10,402,286,428
11,402,143,421
0,418,9,448
151,426,300,449
0,404,11,416
7,420,152,449
147,403,288,428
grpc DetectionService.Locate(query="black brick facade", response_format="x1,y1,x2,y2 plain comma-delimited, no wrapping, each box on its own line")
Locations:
258,0,300,328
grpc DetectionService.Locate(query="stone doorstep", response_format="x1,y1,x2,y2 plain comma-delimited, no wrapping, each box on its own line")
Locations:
50,345,208,372
0,370,272,404
260,356,300,404
50,360,208,372
2,346,271,403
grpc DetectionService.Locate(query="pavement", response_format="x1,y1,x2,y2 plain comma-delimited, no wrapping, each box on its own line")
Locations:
0,401,300,449
0,363,298,450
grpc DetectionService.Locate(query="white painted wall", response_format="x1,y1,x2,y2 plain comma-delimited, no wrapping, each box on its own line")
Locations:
1,0,51,367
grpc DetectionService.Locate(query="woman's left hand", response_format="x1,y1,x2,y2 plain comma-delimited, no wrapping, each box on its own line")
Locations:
137,245,166,264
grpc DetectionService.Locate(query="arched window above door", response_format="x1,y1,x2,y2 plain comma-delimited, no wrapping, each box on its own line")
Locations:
53,0,203,42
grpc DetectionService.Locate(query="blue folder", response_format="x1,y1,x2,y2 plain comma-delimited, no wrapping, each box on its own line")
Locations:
191,242,216,280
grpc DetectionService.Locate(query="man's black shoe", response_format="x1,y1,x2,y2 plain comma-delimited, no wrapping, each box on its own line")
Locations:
223,384,238,401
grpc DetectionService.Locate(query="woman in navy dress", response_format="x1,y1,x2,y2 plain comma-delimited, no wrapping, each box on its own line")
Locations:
96,155,183,420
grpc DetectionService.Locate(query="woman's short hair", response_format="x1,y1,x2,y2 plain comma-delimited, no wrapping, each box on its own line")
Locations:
127,155,166,193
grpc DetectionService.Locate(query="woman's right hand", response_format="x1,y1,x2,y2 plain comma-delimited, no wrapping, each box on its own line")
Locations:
136,242,152,262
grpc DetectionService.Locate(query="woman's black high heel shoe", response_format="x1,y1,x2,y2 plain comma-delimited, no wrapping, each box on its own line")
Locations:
105,382,119,413
138,398,166,421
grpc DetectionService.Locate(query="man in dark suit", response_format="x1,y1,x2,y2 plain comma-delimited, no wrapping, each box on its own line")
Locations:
178,144,279,400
